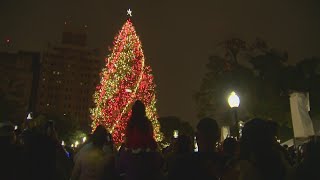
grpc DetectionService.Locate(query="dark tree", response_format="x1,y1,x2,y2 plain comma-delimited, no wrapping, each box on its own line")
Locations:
31,113,81,143
195,38,320,140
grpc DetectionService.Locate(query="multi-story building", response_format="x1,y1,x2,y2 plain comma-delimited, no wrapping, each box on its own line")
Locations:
36,27,104,129
0,51,40,124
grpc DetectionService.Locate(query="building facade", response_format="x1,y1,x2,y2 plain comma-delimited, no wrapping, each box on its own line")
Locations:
0,51,40,124
36,28,104,129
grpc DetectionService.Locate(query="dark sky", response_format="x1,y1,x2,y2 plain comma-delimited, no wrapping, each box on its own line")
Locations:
1,0,320,126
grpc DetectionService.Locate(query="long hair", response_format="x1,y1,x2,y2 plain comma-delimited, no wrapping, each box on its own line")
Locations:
125,100,157,150
127,100,149,133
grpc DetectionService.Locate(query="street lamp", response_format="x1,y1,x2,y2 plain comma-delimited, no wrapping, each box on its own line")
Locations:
228,91,240,139
228,92,240,108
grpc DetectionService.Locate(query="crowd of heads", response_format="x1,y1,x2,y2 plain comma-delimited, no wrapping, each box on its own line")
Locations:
0,100,319,180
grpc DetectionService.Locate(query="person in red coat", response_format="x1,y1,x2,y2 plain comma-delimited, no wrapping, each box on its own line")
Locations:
125,100,157,150
118,100,163,180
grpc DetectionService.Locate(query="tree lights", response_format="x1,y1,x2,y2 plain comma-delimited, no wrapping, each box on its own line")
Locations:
90,19,162,146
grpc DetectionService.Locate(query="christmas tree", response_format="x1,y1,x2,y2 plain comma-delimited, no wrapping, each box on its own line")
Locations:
91,15,162,145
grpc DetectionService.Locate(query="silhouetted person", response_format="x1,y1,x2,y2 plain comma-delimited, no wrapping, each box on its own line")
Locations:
168,117,224,180
21,120,58,180
165,135,193,175
74,130,114,163
267,120,292,167
295,136,320,180
175,134,193,154
71,125,115,180
0,121,23,180
118,100,163,180
103,132,116,154
125,100,157,149
221,137,241,180
239,118,292,180
223,137,239,157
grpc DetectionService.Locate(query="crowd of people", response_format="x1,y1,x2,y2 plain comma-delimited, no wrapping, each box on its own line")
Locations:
1,100,319,180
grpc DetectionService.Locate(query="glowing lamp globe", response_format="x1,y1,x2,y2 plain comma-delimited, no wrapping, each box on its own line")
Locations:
228,91,240,108
75,141,79,148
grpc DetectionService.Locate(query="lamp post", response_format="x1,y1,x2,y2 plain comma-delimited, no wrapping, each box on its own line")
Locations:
228,91,240,139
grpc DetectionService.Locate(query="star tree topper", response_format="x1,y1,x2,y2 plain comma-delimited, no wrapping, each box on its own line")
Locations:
127,9,132,17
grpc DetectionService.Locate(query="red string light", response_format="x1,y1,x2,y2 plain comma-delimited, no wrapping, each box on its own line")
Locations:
91,19,163,146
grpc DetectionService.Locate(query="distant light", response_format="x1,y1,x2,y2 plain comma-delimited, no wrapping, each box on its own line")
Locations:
27,112,33,120
71,144,74,148
173,130,179,138
63,113,66,116
6,39,10,43
239,121,244,127
228,91,240,108
75,141,79,147
194,136,198,152
82,137,86,143
46,103,50,106
14,125,18,130
61,140,65,146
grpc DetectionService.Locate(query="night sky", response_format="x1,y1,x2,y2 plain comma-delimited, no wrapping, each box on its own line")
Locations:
1,0,320,126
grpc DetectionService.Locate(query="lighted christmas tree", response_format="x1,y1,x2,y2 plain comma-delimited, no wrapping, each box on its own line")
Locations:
91,12,162,145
